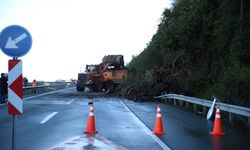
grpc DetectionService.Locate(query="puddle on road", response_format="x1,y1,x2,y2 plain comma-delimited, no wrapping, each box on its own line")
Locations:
51,134,128,150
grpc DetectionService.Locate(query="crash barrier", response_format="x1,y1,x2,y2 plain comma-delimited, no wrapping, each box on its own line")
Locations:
23,82,74,96
156,94,250,126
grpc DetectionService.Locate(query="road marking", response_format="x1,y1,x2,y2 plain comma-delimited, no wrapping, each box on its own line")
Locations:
0,103,6,106
119,100,171,150
25,100,68,105
1,88,75,106
40,112,58,124
67,99,75,104
24,87,75,100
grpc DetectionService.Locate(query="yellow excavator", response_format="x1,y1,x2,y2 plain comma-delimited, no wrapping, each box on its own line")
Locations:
76,55,135,92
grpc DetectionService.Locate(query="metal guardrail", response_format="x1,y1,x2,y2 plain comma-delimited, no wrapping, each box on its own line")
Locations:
23,83,74,96
156,94,250,126
156,94,250,117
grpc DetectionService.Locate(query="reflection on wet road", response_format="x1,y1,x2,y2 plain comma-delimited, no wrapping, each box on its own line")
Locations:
52,134,128,150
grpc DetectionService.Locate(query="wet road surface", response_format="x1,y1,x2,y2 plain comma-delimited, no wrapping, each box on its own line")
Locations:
0,88,167,150
124,100,250,150
0,88,249,150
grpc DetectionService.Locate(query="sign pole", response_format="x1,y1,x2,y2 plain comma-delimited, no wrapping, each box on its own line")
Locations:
12,57,17,150
12,115,16,150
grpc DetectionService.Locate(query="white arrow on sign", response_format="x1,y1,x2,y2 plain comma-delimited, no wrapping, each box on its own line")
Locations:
5,33,28,49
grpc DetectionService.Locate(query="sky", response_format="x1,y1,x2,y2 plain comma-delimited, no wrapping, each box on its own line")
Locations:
0,0,172,81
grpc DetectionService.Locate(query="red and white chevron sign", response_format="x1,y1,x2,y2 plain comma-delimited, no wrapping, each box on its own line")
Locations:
8,59,23,115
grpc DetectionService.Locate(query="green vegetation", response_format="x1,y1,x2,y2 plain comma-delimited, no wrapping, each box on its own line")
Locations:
123,0,250,106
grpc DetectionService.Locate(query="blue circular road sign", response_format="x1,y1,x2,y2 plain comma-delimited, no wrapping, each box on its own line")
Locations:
0,25,32,58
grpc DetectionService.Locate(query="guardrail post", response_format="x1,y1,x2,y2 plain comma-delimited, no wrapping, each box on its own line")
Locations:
193,104,197,112
248,117,250,125
186,102,189,109
202,106,207,115
229,112,233,123
174,99,177,106
164,98,168,103
179,101,183,107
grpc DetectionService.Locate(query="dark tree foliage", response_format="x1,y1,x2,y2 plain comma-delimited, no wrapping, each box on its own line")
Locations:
126,0,250,106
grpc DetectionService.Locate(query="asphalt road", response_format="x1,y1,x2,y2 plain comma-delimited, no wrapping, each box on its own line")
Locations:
0,88,249,150
124,100,250,150
0,88,167,150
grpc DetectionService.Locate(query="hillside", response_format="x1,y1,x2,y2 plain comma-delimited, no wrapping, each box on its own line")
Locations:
121,0,250,107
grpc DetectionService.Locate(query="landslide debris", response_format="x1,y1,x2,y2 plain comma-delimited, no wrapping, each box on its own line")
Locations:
119,0,250,107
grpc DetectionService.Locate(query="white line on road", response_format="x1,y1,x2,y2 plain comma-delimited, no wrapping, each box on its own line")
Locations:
0,103,5,106
67,99,75,104
119,100,171,150
24,87,75,100
0,88,75,107
40,112,58,124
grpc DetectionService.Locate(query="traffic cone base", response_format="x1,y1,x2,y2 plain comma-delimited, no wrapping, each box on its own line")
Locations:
209,131,225,135
84,130,98,134
153,130,165,135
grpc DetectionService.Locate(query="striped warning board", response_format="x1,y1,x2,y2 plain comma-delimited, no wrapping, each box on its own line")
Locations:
8,59,23,114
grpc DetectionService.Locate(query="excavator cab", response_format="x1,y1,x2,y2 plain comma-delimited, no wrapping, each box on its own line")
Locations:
76,73,88,92
86,65,100,73
76,64,102,92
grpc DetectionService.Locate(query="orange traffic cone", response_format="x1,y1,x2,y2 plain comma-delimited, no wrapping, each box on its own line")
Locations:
210,105,225,135
84,102,98,134
153,105,165,135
